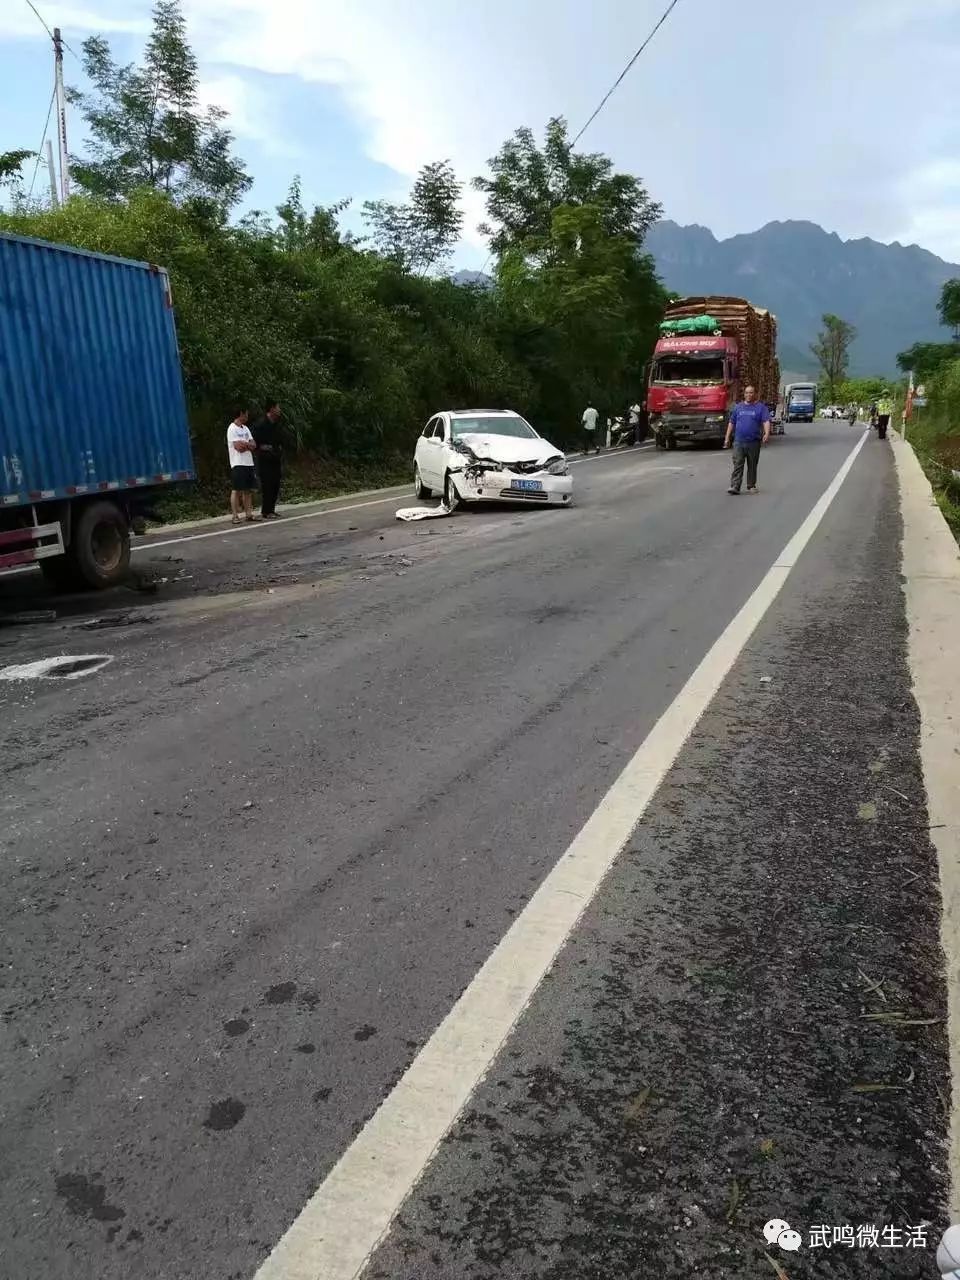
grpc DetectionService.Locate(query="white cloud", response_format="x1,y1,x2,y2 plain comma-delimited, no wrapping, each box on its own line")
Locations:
196,73,302,160
6,0,960,261
0,4,149,40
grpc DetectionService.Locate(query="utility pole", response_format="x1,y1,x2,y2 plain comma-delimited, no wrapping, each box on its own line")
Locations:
44,139,59,207
53,28,70,203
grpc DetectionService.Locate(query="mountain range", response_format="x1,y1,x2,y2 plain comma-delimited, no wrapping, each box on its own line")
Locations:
456,221,959,378
644,220,959,378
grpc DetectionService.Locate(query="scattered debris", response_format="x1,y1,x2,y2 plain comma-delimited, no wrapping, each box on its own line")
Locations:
763,1251,790,1280
857,800,878,820
242,800,255,810
851,1081,906,1093
76,612,154,630
0,654,113,682
759,1138,775,1158
759,675,773,683
396,503,456,522
857,969,887,1002
860,1011,939,1027
0,610,57,627
623,1087,653,1122
725,1177,743,1224
883,784,910,802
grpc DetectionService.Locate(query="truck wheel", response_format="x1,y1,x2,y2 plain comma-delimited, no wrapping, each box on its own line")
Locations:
72,500,131,589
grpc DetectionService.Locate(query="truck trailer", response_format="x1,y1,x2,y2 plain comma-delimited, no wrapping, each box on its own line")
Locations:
646,296,780,449
0,231,194,590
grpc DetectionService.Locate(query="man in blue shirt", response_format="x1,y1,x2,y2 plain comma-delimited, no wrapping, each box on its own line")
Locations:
724,386,771,494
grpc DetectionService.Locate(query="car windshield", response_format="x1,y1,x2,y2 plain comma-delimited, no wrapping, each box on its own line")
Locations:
654,357,725,386
451,415,538,440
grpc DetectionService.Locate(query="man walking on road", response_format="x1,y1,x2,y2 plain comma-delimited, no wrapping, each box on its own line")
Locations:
724,385,771,494
581,403,601,455
252,400,284,518
226,407,257,523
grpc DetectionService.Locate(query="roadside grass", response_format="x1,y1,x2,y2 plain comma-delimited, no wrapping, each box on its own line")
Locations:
899,407,960,542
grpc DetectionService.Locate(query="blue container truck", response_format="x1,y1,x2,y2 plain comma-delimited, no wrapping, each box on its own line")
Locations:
783,381,817,423
0,231,194,589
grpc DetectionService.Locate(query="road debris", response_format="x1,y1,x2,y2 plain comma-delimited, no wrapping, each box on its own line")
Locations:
76,613,154,630
395,503,456,522
0,654,113,682
0,610,57,627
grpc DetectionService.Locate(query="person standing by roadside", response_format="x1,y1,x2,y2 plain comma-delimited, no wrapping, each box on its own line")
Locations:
252,400,284,519
581,403,601,455
227,407,257,523
723,385,771,494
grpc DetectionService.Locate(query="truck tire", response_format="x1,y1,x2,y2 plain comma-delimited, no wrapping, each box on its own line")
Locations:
71,500,131,589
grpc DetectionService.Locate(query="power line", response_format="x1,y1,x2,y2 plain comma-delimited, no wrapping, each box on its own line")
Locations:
22,0,80,58
476,0,682,273
571,0,681,146
27,83,57,200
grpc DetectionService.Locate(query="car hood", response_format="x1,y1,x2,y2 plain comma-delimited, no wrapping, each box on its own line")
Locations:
453,433,562,465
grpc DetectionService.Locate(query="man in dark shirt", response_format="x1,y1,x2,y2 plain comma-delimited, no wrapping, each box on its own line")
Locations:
252,400,284,518
723,386,771,494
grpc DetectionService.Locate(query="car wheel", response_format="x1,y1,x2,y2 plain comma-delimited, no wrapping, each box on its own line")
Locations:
666,435,678,451
443,472,460,511
414,464,432,500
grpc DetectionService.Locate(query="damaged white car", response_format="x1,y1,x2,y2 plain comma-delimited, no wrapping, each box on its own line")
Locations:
413,410,572,509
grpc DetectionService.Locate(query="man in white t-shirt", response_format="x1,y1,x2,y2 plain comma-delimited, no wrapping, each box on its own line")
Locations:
581,404,600,455
226,408,257,523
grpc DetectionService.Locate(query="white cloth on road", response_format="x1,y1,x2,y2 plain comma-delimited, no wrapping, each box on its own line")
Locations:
395,503,455,521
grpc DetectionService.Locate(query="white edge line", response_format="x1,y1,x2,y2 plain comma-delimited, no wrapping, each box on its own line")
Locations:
253,426,870,1280
0,448,655,574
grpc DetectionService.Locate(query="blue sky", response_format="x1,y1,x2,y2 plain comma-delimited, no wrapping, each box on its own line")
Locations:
3,0,960,267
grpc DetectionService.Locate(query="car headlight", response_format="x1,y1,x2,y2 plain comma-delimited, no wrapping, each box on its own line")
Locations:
704,415,725,423
546,457,568,476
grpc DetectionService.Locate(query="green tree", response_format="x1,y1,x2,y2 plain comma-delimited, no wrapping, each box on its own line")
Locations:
832,376,890,405
0,150,32,183
896,341,960,379
810,314,856,401
937,279,960,340
362,159,463,273
473,116,661,263
68,0,250,210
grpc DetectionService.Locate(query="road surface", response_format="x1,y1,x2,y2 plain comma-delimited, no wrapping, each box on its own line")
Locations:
0,426,949,1279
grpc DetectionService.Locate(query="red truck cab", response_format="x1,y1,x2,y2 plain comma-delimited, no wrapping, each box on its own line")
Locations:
647,334,738,448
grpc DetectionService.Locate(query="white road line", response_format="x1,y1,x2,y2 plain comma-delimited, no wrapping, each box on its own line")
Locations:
0,448,657,575
254,427,870,1280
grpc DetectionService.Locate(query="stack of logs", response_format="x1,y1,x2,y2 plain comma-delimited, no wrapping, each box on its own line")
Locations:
662,296,780,406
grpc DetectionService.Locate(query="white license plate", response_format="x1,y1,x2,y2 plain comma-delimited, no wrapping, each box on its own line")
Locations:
511,479,543,492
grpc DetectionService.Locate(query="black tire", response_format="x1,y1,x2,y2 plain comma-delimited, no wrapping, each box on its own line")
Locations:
654,432,665,450
414,464,432,500
443,473,460,511
665,434,678,451
71,500,131,589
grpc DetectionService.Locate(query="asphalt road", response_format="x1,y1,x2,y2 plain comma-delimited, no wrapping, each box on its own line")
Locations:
0,425,948,1280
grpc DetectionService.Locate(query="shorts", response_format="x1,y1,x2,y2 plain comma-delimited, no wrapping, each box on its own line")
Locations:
230,465,257,491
